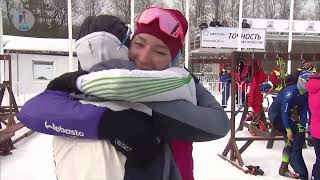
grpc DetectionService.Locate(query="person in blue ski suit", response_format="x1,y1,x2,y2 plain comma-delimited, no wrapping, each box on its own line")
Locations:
268,70,313,180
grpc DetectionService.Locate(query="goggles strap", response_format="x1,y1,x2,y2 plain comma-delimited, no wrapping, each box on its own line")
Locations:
118,28,132,49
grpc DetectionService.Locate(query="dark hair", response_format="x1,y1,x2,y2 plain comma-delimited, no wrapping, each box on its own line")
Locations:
77,15,130,47
77,16,96,40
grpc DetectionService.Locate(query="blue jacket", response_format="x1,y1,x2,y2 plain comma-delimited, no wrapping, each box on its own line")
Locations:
18,90,106,138
220,72,231,91
268,85,309,129
220,72,231,83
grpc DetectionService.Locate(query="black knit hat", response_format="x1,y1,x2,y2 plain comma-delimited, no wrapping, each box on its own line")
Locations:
77,15,130,47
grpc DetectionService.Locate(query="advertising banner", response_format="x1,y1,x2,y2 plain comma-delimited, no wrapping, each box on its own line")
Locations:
201,27,266,49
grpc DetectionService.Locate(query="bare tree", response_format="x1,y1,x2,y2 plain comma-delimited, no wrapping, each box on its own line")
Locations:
215,0,221,19
276,0,306,20
255,0,263,18
315,0,320,20
270,0,277,19
262,0,269,18
240,0,264,18
189,0,242,27
2,0,10,23
206,0,230,20
108,0,131,23
23,0,49,24
45,0,68,31
242,0,251,18
218,0,228,21
252,0,255,17
227,0,239,19
278,0,290,19
211,0,220,19
190,0,208,27
72,0,105,24
262,0,277,19
85,0,103,17
134,0,167,17
3,0,19,26
173,0,185,13
248,0,262,18
293,0,307,19
207,0,215,21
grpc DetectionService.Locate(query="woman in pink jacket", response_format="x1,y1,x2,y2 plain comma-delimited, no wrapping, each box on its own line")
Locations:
306,74,320,180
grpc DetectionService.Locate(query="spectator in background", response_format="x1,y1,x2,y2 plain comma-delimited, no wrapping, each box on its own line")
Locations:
220,66,231,109
222,19,229,27
209,18,223,27
242,19,251,28
288,61,316,85
199,21,208,30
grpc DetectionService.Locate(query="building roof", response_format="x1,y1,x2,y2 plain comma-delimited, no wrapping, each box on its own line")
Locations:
3,35,75,53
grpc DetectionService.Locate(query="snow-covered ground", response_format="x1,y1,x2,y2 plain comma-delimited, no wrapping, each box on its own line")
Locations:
0,92,316,180
1,124,316,180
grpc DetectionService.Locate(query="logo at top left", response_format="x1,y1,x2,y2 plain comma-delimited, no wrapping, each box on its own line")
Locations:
12,9,35,32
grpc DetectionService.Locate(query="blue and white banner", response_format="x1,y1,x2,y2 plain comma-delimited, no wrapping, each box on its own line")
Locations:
246,18,320,33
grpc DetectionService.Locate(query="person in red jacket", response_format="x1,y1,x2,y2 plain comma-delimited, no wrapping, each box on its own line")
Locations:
246,59,269,133
247,59,267,114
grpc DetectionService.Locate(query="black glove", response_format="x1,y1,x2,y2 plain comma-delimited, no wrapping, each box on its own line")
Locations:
98,109,162,164
245,165,264,176
46,70,88,93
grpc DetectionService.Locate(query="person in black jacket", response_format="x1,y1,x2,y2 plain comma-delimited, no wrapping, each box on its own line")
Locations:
209,18,223,27
199,21,208,30
242,19,251,28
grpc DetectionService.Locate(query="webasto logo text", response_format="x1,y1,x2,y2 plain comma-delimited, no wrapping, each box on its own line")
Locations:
45,121,85,137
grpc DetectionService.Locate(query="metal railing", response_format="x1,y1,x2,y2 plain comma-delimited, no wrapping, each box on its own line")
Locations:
193,74,247,107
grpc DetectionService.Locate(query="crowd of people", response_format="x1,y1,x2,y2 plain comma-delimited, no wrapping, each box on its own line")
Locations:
199,18,228,30
218,59,319,180
199,18,251,30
